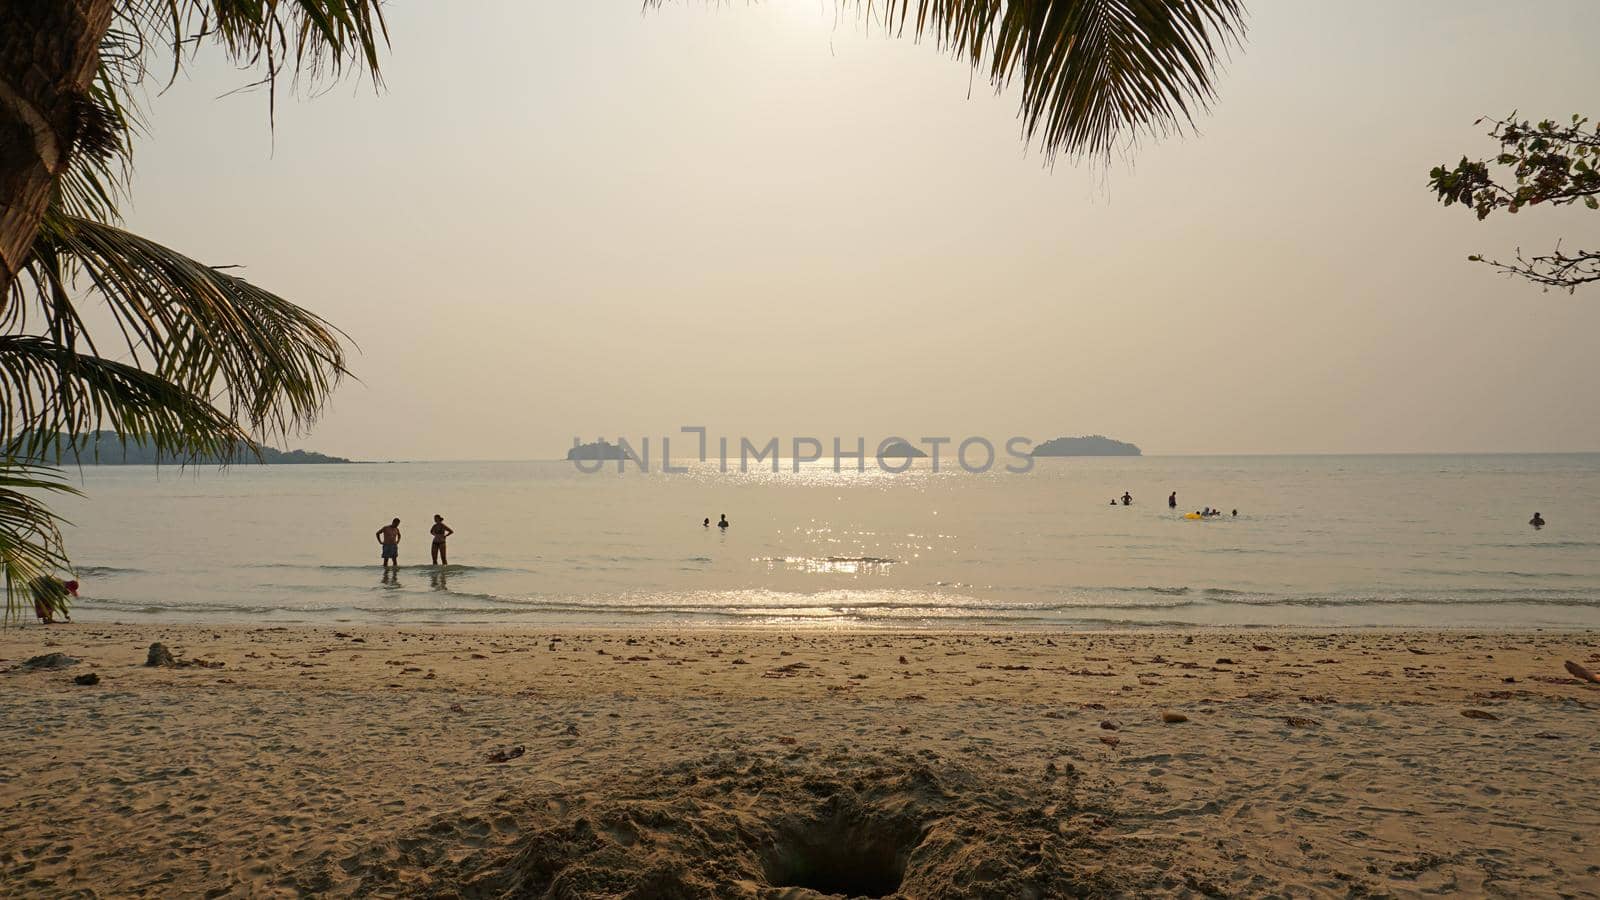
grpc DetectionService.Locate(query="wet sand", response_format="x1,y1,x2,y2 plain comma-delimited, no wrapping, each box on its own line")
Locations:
3,625,1598,898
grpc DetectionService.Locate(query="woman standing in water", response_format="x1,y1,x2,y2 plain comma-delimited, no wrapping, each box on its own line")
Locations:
430,514,455,565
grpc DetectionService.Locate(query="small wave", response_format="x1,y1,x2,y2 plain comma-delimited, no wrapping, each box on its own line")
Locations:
1207,594,1600,608
1093,585,1191,596
755,556,898,565
1405,568,1595,580
76,596,283,615
247,563,531,575
1482,541,1600,549
73,565,143,576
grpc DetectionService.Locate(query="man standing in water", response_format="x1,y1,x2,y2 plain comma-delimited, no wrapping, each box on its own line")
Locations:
1169,491,1178,509
376,518,401,569
430,514,455,565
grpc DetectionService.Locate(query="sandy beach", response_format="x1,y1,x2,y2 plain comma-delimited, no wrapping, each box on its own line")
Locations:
2,625,1597,898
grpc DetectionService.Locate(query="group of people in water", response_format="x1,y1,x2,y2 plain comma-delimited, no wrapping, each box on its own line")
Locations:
703,514,730,530
374,514,455,567
1109,491,1236,517
1114,491,1547,527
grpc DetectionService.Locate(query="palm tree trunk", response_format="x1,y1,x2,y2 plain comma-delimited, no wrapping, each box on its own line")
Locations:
0,0,113,301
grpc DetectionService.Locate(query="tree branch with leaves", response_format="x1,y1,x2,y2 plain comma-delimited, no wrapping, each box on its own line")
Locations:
1430,113,1600,292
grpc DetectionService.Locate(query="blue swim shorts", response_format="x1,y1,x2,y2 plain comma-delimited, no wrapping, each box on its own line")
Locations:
381,544,398,560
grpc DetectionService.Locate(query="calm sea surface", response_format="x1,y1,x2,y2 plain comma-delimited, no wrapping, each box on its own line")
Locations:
49,455,1600,629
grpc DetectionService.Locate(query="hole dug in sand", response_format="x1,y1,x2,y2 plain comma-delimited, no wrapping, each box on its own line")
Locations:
759,803,924,898
312,750,1150,898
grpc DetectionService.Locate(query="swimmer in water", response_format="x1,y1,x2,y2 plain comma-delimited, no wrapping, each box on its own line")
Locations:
718,514,729,530
1121,491,1132,506
703,517,710,527
1168,491,1177,509
1530,512,1545,528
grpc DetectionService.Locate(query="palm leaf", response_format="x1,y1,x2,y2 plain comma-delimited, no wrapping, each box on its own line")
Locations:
655,0,1246,160
0,335,249,462
24,213,352,443
112,0,388,126
0,461,79,623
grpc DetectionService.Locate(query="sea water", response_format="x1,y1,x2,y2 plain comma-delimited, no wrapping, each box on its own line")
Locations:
49,455,1600,629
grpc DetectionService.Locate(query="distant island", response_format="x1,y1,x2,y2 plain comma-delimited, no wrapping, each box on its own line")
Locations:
877,439,929,458
567,439,636,461
33,431,351,464
1031,435,1141,457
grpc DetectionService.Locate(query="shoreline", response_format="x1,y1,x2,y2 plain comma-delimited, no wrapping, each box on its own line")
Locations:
4,623,1598,897
47,612,1600,635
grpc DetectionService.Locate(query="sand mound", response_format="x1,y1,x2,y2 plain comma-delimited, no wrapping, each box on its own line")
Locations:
306,749,1146,899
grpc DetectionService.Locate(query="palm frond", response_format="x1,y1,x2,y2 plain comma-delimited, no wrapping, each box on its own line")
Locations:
890,0,1247,158
0,461,79,623
52,53,143,228
112,0,387,125
657,0,1246,160
0,335,249,462
22,213,352,443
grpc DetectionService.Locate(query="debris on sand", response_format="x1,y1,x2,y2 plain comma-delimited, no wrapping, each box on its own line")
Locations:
17,652,78,671
486,745,525,763
1564,660,1600,684
1160,711,1189,724
145,643,224,669
73,672,100,686
1460,709,1499,721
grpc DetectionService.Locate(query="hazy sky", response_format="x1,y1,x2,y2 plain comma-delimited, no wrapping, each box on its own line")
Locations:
119,0,1599,459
